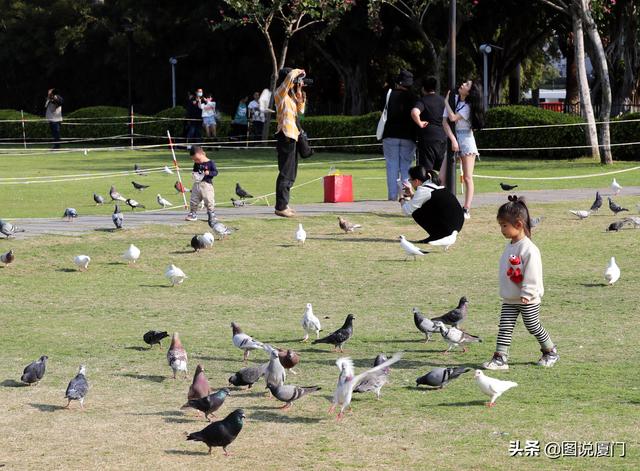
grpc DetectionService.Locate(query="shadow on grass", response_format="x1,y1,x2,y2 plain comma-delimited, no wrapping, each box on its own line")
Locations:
247,409,324,424
170,250,196,255
29,403,67,412
139,284,172,289
1,379,26,387
56,268,77,273
94,228,117,233
406,385,445,391
165,449,209,456
124,346,148,351
581,283,607,288
164,417,196,424
191,355,239,363
436,400,486,407
120,373,166,383
133,410,184,417
303,357,425,370
307,236,397,244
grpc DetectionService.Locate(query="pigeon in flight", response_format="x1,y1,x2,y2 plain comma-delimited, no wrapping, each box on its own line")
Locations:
157,194,173,208
73,255,91,271
65,365,89,409
228,364,266,389
122,244,140,264
500,182,518,191
413,307,438,342
186,409,246,456
93,193,105,205
167,332,188,379
112,205,123,229
231,322,264,362
163,165,174,175
353,354,393,399
590,191,602,212
143,330,169,348
604,257,620,285
416,366,471,389
231,198,246,207
235,183,253,199
399,235,429,260
165,264,187,286
608,197,628,215
0,220,25,238
474,370,518,407
431,296,468,328
134,164,147,176
338,216,362,233
428,230,458,251
131,181,149,191
62,208,78,221
263,345,286,389
611,178,622,195
301,303,322,342
267,383,321,410
109,185,126,202
188,388,231,422
433,321,482,353
569,210,591,220
21,355,48,386
1,249,15,266
125,198,144,210
295,223,307,245
312,314,354,352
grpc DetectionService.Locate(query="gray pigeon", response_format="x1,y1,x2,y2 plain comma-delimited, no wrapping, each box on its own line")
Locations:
0,220,25,238
112,205,123,229
187,388,231,421
109,185,126,202
93,193,104,205
263,345,286,390
231,198,245,207
607,221,625,232
530,216,544,228
228,364,267,389
131,180,149,191
608,197,628,215
125,198,145,210
235,183,253,199
65,365,89,409
622,216,640,228
413,307,438,342
21,355,48,385
63,208,78,221
208,213,234,240
134,164,147,176
590,191,602,212
434,321,482,353
353,354,391,399
266,383,321,409
1,249,15,265
431,296,468,328
416,366,471,389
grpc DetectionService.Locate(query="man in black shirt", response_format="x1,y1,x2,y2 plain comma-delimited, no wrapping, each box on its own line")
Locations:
411,77,447,172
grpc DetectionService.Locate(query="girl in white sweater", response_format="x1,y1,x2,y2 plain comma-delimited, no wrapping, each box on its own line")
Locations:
483,195,558,370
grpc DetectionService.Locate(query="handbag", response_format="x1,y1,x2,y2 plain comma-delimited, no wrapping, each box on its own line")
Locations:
376,89,392,140
296,118,313,159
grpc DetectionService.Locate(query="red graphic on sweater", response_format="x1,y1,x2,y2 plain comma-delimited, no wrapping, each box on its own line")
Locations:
507,254,523,284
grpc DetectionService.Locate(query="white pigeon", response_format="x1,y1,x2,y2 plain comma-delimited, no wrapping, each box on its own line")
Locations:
73,255,91,271
231,322,264,362
296,223,307,245
301,303,322,342
165,264,187,286
201,232,215,248
604,257,620,285
329,352,403,420
163,165,174,175
474,370,518,407
122,244,140,264
157,194,173,208
569,210,591,220
399,235,428,260
428,230,458,251
611,178,622,195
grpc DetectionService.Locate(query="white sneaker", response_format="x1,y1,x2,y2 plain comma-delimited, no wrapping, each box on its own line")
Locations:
537,347,559,367
482,353,509,370
184,213,198,222
463,208,471,220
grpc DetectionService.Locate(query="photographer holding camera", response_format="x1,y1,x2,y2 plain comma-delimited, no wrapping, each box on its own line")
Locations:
45,88,63,149
273,67,308,218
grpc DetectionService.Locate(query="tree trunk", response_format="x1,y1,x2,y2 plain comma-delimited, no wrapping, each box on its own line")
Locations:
564,33,580,113
508,62,521,104
572,7,600,160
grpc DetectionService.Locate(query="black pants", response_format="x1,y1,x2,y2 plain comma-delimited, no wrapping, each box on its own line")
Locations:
251,121,264,141
49,121,61,149
412,188,464,242
416,139,447,172
275,132,298,210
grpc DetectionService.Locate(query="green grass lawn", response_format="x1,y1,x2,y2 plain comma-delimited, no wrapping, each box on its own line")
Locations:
1,201,638,469
0,148,639,218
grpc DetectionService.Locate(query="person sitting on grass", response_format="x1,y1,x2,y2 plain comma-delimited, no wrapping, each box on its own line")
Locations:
185,146,218,222
399,165,464,243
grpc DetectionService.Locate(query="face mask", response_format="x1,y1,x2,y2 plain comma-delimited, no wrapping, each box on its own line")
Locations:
196,92,203,97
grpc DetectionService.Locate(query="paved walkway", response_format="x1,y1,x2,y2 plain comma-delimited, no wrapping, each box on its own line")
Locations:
8,186,640,239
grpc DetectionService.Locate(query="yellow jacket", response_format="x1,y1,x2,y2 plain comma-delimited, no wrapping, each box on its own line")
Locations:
275,68,306,141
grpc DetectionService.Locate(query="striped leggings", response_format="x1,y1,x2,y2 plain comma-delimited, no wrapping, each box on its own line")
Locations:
496,303,554,355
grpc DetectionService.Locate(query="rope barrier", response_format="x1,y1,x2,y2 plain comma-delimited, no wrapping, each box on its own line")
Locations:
473,165,640,180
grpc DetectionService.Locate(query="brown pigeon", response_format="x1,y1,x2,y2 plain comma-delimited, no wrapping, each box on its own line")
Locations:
188,364,211,401
167,333,188,379
338,216,362,233
277,348,300,374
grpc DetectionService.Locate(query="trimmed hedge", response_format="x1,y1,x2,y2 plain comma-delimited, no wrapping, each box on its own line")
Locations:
302,113,380,154
0,109,49,140
610,112,640,161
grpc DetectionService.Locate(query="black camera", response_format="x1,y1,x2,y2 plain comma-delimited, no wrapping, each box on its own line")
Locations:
293,74,313,86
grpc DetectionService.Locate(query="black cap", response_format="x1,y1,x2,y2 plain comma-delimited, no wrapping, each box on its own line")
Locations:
396,69,414,87
277,67,293,85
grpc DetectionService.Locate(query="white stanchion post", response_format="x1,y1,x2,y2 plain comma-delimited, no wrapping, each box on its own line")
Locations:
20,110,27,149
167,130,189,209
459,158,464,195
130,106,134,149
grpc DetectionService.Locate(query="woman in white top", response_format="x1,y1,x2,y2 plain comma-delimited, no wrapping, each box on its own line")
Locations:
441,79,485,219
400,166,465,243
200,93,217,138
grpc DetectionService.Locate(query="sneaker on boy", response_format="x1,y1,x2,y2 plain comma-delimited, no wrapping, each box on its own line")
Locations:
537,346,559,367
482,352,509,370
184,212,198,221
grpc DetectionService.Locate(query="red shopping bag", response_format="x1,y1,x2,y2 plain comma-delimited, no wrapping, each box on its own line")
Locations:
323,175,353,203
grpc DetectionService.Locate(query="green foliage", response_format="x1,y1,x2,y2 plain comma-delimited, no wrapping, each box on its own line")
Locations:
64,106,130,139
303,112,380,153
0,109,49,140
610,112,640,161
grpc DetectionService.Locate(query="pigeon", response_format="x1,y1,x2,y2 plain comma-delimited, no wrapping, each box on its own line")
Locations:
604,257,620,285
143,330,169,348
312,314,354,352
109,185,126,202
125,198,145,210
134,164,147,176
228,364,266,389
112,205,123,229
231,322,264,362
569,210,591,219
416,366,471,389
64,365,89,409
175,181,189,193
608,197,628,215
231,198,245,207
191,234,209,252
208,214,234,239
157,194,173,208
0,220,25,238
431,296,469,328
500,182,518,191
611,178,622,195
267,383,321,409
167,332,188,379
622,216,640,228
607,221,625,232
131,181,149,191
399,235,429,260
433,321,482,353
295,223,306,245
93,193,104,205
474,370,518,407
21,355,48,385
186,409,245,456
201,232,215,248
122,244,140,264
530,216,544,228
338,216,362,233
428,230,458,251
165,264,187,286
188,388,231,421
187,364,211,401
329,352,402,420
163,165,174,175
235,182,253,199
590,191,603,212
277,348,300,373
62,208,78,221
1,249,15,266
301,303,322,341
353,354,392,399
73,255,91,271
263,345,286,389
413,307,438,342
